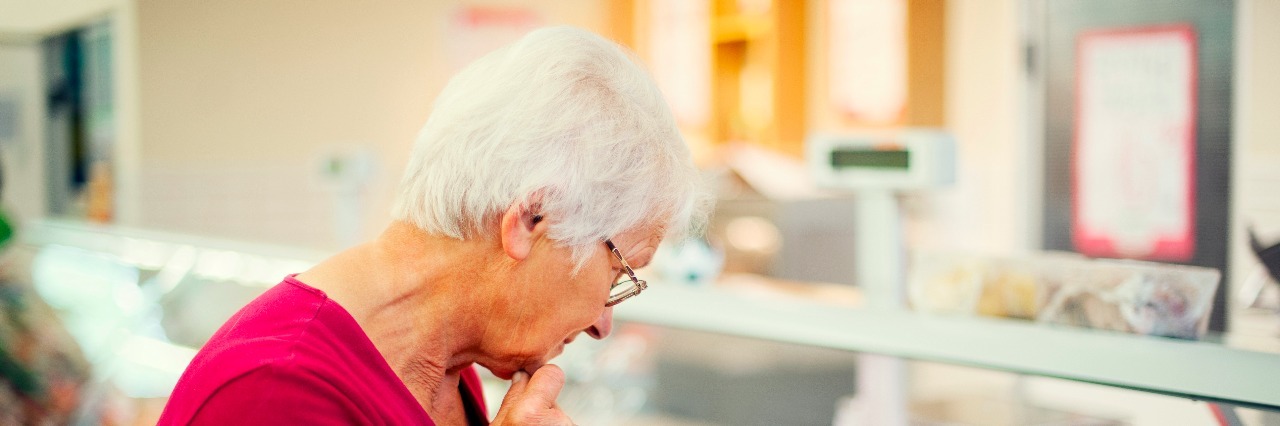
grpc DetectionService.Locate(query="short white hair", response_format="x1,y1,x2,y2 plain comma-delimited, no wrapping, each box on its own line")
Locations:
392,26,709,271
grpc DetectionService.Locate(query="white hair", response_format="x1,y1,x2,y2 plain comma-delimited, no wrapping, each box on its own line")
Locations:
392,26,710,271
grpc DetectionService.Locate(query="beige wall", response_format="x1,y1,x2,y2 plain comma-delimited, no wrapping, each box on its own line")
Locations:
134,0,617,249
932,0,1021,254
0,0,116,39
1231,0,1280,314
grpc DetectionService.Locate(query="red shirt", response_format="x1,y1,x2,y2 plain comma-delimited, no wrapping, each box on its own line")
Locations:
158,276,489,425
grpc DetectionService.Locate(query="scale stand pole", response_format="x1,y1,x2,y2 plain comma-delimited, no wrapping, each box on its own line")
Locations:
855,190,906,308
848,189,909,426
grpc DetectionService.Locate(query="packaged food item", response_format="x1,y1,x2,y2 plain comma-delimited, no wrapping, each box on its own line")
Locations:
908,252,985,315
974,253,1086,320
909,251,1220,339
1036,260,1219,339
909,251,1083,318
975,259,1041,320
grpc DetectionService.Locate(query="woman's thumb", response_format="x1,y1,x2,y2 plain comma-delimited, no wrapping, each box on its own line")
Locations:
525,365,566,406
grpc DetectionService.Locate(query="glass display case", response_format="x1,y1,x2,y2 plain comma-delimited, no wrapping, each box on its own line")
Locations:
1,220,321,424
5,219,1280,425
557,325,1280,425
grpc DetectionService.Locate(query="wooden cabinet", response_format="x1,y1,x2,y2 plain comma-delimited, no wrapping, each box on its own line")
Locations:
625,0,947,159
710,0,807,157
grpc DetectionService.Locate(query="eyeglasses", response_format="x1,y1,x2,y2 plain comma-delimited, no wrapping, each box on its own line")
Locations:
604,239,647,307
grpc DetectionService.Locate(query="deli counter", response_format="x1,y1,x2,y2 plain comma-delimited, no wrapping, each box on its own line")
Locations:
4,219,1280,425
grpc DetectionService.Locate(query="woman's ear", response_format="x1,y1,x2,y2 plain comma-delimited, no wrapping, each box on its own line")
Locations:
499,203,544,261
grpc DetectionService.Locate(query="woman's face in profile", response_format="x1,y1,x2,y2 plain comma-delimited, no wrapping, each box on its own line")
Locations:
479,223,663,379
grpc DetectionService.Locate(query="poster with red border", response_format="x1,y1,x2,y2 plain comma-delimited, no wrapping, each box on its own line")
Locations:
1072,24,1197,262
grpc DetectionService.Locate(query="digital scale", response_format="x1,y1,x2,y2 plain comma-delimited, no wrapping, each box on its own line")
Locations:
811,130,956,191
807,130,955,426
808,130,955,305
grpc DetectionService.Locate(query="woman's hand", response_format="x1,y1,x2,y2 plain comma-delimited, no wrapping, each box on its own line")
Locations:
491,365,575,426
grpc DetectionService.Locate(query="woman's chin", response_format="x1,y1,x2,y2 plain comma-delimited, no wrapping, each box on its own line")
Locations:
522,360,549,376
482,346,564,380
485,361,545,381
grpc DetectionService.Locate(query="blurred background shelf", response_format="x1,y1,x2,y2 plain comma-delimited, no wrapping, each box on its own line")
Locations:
22,218,326,266
613,282,1280,411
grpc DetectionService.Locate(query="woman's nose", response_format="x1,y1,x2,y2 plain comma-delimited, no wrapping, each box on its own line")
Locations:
586,307,614,339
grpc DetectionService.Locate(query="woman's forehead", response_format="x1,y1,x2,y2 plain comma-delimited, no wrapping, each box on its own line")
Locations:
613,222,665,246
611,226,664,266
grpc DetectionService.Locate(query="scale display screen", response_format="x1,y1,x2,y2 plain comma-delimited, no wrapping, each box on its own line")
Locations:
829,149,910,170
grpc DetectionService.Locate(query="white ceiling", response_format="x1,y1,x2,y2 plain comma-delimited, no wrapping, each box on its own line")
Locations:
0,0,118,42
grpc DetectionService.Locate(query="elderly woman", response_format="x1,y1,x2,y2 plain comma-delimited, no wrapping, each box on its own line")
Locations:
158,26,706,425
